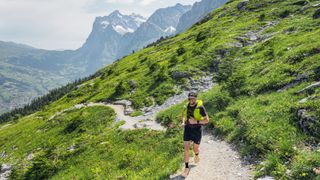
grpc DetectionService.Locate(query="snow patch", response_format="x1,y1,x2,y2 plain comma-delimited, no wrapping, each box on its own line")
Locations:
112,25,134,35
101,21,110,29
164,26,176,33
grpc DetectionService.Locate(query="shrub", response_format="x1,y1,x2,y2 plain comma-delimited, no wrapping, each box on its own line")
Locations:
113,81,127,97
279,10,290,18
222,72,247,97
143,97,153,107
176,46,186,56
259,14,266,21
169,55,178,67
196,31,209,42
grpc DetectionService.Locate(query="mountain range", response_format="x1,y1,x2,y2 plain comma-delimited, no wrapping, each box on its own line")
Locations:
0,0,228,114
1,0,320,179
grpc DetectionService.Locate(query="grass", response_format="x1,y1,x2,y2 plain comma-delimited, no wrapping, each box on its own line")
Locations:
1,0,320,179
1,106,183,179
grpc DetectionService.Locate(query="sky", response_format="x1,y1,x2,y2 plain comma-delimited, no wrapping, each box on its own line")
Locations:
0,0,199,50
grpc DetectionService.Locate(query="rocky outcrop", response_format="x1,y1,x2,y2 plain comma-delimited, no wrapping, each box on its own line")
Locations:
277,72,310,92
170,71,192,80
236,21,279,47
141,73,215,116
114,100,134,115
297,109,318,136
237,0,250,11
0,164,12,180
296,81,320,94
313,9,320,19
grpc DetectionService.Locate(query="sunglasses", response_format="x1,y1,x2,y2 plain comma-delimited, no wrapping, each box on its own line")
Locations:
188,97,196,100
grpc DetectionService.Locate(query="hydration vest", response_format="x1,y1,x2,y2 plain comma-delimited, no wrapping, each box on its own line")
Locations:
183,100,205,121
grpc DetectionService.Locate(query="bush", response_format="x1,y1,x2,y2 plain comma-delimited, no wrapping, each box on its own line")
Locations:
176,46,186,56
259,14,266,21
114,81,127,97
143,97,153,107
279,10,290,18
222,72,247,97
290,150,320,180
196,31,209,42
169,55,178,67
204,90,232,114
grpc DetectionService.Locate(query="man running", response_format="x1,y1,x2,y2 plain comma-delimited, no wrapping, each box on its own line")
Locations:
180,91,209,177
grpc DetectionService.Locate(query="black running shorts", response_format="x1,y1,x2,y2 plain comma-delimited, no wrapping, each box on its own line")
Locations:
184,124,202,144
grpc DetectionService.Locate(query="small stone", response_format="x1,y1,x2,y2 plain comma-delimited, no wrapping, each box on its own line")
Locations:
67,145,76,151
0,151,6,159
257,176,275,180
298,97,308,103
26,152,34,160
286,169,291,176
207,140,214,144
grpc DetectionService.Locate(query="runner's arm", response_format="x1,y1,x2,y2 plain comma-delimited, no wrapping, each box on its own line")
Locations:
180,110,186,127
199,106,209,125
199,115,209,125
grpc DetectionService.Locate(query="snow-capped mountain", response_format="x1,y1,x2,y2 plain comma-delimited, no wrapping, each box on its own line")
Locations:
73,11,147,73
176,0,228,33
117,3,192,59
0,0,229,115
97,10,146,35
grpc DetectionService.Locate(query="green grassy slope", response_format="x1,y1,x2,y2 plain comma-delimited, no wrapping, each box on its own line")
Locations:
1,0,320,179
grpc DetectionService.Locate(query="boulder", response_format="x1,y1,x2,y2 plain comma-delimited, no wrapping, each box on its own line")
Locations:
237,0,249,11
124,106,134,115
114,100,132,107
0,164,12,180
247,31,259,41
297,109,317,134
171,71,191,80
313,9,320,19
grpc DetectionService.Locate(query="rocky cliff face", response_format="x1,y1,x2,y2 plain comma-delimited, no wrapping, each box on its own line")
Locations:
176,0,228,33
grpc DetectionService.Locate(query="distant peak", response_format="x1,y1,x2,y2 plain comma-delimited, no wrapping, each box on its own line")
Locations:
130,12,139,16
109,10,122,16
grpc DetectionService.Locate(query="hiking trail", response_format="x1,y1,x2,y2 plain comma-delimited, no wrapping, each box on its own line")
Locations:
48,73,255,179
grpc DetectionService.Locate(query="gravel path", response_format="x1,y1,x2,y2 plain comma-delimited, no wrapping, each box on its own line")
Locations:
49,102,164,131
46,73,253,179
170,130,253,180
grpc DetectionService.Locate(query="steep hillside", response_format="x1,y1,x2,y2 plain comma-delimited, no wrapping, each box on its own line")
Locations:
1,0,320,179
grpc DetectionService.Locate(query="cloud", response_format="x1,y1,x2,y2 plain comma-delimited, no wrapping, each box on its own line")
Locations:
0,0,199,50
106,0,134,3
139,0,157,6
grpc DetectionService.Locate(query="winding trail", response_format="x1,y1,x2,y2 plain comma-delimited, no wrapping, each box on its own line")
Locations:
47,74,253,179
49,102,164,131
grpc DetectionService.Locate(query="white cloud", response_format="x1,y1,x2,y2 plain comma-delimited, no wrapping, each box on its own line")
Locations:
139,0,157,6
106,0,134,3
0,0,199,50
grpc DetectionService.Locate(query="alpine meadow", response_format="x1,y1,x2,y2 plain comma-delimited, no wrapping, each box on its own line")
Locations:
1,0,320,179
